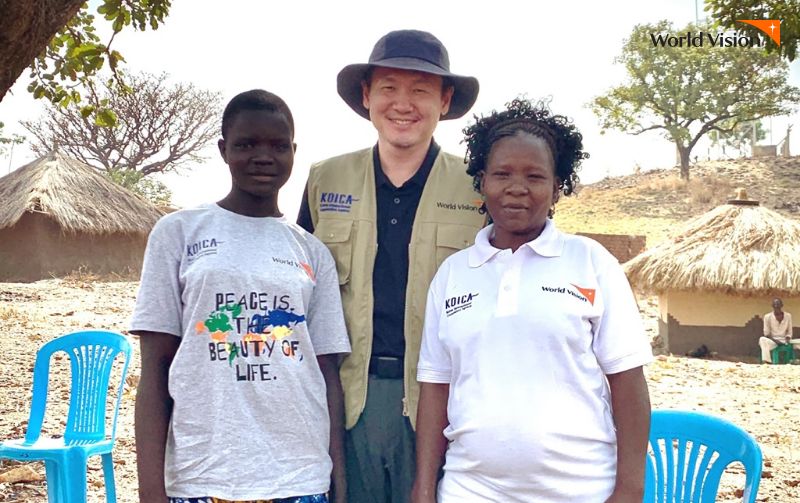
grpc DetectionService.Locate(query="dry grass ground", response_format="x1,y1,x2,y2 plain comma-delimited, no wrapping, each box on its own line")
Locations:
1,279,800,502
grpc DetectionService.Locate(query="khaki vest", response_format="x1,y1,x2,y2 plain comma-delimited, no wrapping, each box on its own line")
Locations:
307,147,485,429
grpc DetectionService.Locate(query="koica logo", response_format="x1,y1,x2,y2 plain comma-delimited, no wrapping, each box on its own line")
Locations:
444,292,479,317
319,192,359,213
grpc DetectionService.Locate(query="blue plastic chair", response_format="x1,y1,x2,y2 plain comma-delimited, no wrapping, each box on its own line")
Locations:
644,410,762,503
0,330,132,503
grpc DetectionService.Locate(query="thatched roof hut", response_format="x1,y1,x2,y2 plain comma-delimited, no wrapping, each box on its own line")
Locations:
626,197,800,296
625,191,800,358
0,151,164,281
0,150,162,234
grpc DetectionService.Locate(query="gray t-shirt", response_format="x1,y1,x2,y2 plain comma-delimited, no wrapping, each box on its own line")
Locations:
131,204,350,500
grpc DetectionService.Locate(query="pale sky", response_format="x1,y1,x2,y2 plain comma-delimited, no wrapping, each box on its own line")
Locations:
1,0,798,220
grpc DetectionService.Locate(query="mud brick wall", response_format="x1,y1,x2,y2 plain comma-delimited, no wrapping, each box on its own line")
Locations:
578,233,646,263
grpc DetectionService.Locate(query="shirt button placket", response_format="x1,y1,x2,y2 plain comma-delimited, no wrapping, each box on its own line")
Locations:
496,255,522,316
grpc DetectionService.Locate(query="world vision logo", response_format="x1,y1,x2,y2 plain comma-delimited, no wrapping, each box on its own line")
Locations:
271,257,316,281
649,27,767,48
299,262,315,281
541,283,596,305
570,284,596,305
320,192,359,213
436,199,482,213
737,20,781,46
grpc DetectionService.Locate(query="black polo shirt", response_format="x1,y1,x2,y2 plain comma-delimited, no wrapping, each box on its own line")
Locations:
296,141,440,359
372,141,439,358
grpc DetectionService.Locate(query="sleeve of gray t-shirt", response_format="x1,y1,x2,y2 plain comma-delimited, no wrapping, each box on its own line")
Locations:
130,216,183,337
305,236,350,356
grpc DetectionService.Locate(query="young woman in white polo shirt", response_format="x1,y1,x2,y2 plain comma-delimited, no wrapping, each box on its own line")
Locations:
411,98,652,503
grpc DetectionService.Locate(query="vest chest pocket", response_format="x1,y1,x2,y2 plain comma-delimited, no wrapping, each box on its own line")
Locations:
316,219,353,285
436,224,477,266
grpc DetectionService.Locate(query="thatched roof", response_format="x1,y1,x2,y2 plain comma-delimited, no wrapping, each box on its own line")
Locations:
0,150,164,235
624,199,800,296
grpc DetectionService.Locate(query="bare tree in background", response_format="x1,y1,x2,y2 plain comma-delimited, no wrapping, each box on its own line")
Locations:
23,71,221,178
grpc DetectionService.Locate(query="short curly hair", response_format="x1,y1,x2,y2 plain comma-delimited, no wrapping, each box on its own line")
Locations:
463,97,587,213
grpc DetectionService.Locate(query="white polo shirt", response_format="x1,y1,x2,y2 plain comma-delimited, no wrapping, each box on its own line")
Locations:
418,220,653,502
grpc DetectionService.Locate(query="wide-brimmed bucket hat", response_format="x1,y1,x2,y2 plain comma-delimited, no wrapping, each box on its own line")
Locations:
337,29,479,120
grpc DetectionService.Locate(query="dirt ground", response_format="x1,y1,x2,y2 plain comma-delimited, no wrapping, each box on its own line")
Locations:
1,278,799,502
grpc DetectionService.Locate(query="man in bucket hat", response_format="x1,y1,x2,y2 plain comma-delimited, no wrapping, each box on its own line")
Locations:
297,29,485,502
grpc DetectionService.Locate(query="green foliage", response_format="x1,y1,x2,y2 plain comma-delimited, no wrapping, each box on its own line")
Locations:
95,108,118,128
134,176,173,206
106,168,172,206
0,121,25,156
27,0,171,123
105,167,142,189
591,20,800,178
705,0,800,61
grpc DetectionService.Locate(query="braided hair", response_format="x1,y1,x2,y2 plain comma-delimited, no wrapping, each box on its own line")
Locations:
463,98,587,214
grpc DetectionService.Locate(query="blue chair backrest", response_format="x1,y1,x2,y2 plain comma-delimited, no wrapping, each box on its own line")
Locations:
645,410,762,503
24,330,132,445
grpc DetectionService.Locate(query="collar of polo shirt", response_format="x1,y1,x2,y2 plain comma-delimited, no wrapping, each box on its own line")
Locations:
468,219,564,267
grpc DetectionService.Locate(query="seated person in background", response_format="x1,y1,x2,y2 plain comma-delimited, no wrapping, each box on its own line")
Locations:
412,98,653,503
759,298,793,363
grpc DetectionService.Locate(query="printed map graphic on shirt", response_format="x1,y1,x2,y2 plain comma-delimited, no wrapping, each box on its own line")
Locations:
194,294,308,381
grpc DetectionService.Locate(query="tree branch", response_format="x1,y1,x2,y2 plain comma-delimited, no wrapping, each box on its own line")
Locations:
22,71,222,178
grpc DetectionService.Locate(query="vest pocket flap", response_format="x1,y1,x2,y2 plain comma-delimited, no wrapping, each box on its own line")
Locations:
436,224,475,250
317,219,353,244
315,219,353,285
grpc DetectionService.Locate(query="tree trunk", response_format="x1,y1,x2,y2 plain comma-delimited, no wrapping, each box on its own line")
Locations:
0,0,84,102
677,144,691,180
